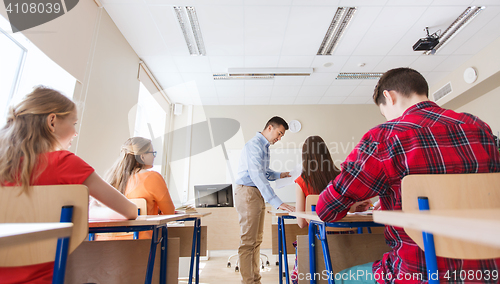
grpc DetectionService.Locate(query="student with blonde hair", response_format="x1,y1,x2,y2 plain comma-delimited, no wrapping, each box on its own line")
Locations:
105,137,175,238
0,86,137,284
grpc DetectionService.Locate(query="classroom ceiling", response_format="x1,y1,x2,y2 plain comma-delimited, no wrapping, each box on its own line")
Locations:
100,0,500,106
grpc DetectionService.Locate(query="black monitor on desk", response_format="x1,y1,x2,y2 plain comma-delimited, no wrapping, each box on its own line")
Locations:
194,184,233,208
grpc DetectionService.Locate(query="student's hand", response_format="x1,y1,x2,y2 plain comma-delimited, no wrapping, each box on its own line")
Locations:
348,200,371,213
373,200,381,210
280,172,291,178
279,203,295,212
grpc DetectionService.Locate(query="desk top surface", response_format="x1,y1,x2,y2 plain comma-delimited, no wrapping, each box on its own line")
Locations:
0,223,73,247
373,208,500,248
267,210,292,217
89,214,190,227
289,211,374,222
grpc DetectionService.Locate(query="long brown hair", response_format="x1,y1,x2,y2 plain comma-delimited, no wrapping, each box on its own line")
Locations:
300,136,340,194
105,137,152,194
0,86,76,193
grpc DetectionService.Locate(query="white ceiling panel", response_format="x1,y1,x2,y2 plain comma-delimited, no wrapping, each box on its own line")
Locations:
302,73,335,86
104,4,167,56
311,56,349,73
297,85,329,97
244,86,273,97
319,97,346,104
294,96,321,104
209,56,245,73
272,85,301,97
292,0,340,6
350,85,376,97
324,85,357,97
409,55,447,72
342,56,385,72
281,6,339,56
173,56,212,73
102,1,500,105
181,73,215,86
373,55,420,71
278,56,315,67
333,6,384,56
196,5,245,56
141,56,178,73
244,56,280,67
147,6,192,56
273,76,305,86
216,86,245,97
245,97,271,105
353,7,427,56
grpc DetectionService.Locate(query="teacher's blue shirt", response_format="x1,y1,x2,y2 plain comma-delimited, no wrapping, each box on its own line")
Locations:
235,132,283,209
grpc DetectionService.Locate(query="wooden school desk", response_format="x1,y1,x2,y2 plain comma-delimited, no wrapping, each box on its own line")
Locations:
268,210,297,284
289,211,384,284
0,222,73,248
89,214,188,284
373,208,500,249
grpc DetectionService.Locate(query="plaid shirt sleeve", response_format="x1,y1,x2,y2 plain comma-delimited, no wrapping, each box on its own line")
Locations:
316,131,388,222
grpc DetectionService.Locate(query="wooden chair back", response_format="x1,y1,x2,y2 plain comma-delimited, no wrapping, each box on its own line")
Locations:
402,173,500,259
129,198,147,215
0,185,88,266
305,194,355,233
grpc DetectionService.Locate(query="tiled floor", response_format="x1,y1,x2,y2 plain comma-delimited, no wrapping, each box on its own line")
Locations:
180,249,295,284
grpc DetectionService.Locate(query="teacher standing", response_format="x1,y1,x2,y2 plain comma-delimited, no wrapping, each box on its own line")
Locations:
234,116,296,284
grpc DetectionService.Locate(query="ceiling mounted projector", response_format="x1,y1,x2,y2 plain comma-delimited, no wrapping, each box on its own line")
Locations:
413,27,439,52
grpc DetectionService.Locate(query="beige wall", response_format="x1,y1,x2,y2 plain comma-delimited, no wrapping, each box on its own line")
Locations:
455,86,500,136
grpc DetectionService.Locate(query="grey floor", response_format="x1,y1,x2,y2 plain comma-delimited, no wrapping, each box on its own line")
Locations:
179,249,295,284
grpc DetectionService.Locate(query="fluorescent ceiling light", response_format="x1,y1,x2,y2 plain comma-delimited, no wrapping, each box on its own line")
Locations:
174,6,206,56
336,72,383,80
227,68,313,77
317,7,356,56
213,73,274,80
424,6,485,55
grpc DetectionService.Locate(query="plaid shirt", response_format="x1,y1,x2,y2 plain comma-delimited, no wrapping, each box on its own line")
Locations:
316,101,500,283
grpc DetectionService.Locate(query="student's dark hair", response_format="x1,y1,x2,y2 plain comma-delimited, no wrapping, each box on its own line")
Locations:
301,136,340,195
264,116,289,131
373,67,429,106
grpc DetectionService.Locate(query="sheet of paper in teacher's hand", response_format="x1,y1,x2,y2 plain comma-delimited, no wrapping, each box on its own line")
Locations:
275,163,302,189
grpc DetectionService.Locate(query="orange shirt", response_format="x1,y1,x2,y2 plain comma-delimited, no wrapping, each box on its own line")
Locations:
125,171,175,216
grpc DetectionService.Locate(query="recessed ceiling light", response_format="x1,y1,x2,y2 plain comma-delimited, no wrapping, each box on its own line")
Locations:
213,73,274,80
317,7,357,56
174,6,206,56
336,72,383,80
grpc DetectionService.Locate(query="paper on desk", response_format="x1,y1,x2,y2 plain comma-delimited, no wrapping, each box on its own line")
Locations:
275,163,302,189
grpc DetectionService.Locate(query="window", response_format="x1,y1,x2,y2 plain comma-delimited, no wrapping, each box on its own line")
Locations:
134,82,167,174
0,15,76,127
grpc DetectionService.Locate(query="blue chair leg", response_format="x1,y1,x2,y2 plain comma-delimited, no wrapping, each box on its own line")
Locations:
88,233,95,241
160,226,168,284
309,222,317,284
52,206,74,284
357,227,363,234
278,217,283,284
318,223,334,284
418,197,439,284
367,227,372,234
195,218,201,284
188,219,198,284
281,217,290,284
144,227,159,284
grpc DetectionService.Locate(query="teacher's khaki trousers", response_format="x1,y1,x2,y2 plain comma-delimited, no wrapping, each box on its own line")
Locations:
234,184,266,284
